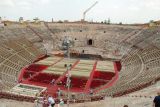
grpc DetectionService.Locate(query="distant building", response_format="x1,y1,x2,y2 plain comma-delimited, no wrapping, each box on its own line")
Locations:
0,17,4,27
149,20,160,27
19,17,24,23
64,20,69,23
33,17,40,23
154,20,160,26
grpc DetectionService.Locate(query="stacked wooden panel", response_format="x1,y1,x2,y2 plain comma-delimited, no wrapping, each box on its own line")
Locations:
43,58,76,75
36,57,61,66
71,60,95,77
96,61,115,73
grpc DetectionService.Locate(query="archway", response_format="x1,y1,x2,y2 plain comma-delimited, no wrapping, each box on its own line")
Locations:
88,39,93,45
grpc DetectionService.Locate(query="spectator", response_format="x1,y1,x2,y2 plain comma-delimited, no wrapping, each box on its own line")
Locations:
34,99,39,107
90,89,93,96
51,79,55,84
123,105,128,107
58,99,64,107
57,88,61,98
48,96,55,107
153,92,160,107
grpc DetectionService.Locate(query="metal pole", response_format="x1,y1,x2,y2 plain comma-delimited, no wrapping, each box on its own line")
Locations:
67,46,70,59
65,36,72,107
67,78,70,107
67,65,71,107
66,36,70,59
83,93,86,107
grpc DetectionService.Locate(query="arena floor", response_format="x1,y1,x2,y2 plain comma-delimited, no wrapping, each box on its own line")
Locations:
15,56,121,98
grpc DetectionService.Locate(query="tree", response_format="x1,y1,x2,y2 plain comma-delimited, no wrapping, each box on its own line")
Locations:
104,20,107,24
119,22,122,25
150,20,154,23
107,18,111,24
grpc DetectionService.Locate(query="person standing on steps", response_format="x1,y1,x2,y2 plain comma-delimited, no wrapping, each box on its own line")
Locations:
153,92,160,107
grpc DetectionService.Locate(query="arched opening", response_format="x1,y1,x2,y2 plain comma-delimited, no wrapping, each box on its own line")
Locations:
87,39,93,45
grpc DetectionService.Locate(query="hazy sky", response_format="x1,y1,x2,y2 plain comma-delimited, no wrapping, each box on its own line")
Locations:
0,0,160,23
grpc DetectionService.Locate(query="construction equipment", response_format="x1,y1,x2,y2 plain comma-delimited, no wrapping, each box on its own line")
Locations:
82,1,98,22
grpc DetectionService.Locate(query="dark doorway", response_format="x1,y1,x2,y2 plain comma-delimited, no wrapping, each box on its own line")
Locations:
88,39,93,45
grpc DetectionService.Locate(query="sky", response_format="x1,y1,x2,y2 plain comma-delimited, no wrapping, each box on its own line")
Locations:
0,0,160,24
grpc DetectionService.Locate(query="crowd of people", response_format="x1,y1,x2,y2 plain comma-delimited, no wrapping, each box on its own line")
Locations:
34,95,64,107
34,91,160,107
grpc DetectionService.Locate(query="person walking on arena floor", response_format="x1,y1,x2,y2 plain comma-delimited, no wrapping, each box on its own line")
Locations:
153,92,160,107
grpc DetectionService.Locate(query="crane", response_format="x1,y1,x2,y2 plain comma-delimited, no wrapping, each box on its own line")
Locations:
82,1,98,22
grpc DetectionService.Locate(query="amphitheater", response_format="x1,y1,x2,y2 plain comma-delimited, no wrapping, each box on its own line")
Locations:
0,21,160,107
